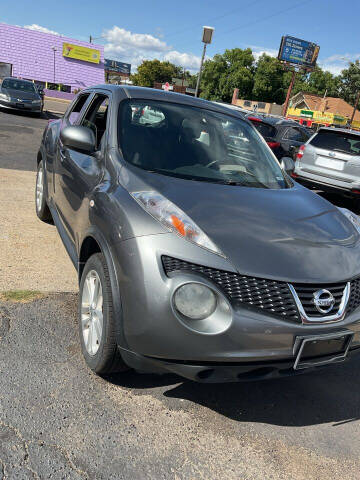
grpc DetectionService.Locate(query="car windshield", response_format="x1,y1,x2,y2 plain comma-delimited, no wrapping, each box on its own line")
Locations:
1,79,36,93
119,100,289,189
310,130,360,155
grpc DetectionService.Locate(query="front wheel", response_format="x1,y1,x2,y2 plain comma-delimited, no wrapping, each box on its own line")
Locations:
79,253,129,375
35,160,53,223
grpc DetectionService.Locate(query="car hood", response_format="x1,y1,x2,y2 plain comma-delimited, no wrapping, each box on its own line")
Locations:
127,168,360,283
1,87,39,100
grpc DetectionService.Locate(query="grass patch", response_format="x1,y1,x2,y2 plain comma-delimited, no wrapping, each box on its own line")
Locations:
0,290,44,303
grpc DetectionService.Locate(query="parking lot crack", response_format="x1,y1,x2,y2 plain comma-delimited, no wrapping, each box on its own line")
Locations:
0,307,10,340
0,420,40,479
0,458,6,479
43,443,89,479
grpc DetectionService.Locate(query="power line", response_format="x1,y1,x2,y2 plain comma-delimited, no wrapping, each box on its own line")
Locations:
179,0,313,54
222,0,312,36
165,0,265,40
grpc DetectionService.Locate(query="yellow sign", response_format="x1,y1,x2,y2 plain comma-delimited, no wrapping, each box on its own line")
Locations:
352,121,360,129
313,111,334,123
62,43,100,64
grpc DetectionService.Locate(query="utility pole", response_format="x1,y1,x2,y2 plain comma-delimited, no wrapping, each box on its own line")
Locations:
51,46,57,84
195,26,214,98
350,90,360,125
282,70,296,117
89,35,92,44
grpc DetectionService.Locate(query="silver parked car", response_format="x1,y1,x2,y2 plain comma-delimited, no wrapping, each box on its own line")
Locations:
35,86,360,382
293,127,360,197
0,77,44,115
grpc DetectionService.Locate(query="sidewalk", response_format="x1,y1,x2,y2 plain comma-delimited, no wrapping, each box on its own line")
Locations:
0,168,77,292
44,96,71,115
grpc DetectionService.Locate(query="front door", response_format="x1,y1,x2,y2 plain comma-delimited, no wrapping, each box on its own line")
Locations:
54,92,110,244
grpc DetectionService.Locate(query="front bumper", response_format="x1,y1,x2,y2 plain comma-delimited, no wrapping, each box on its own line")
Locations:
0,99,42,112
120,346,360,382
113,233,360,379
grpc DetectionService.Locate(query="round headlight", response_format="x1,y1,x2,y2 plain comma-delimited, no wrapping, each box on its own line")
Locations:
174,283,217,320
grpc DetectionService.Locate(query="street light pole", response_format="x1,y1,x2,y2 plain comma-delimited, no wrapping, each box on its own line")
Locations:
195,26,214,98
350,91,360,125
282,70,296,117
51,46,57,84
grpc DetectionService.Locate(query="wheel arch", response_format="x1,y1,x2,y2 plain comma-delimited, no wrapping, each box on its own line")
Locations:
37,150,43,164
78,229,128,350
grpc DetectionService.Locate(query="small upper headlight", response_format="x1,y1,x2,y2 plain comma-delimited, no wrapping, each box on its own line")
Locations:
174,283,217,320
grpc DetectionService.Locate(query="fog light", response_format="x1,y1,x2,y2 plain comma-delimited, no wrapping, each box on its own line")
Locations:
174,283,217,320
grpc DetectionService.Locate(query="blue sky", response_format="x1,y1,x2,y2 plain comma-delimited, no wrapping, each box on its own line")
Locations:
1,0,359,73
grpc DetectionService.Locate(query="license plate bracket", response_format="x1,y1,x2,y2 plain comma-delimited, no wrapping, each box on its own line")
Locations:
294,331,353,370
16,103,25,109
315,156,344,171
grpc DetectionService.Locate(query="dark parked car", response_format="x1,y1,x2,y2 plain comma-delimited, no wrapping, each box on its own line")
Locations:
0,77,43,115
246,114,311,160
35,85,360,382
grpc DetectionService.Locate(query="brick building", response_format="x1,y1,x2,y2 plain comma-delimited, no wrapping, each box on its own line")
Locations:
0,23,104,94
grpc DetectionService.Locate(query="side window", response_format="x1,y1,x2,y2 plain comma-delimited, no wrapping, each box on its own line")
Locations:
80,94,109,149
67,93,91,125
283,127,303,142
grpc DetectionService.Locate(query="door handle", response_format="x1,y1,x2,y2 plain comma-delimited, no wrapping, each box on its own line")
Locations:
59,147,67,162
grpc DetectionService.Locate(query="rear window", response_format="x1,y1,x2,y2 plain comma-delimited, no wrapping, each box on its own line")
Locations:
310,130,360,155
250,121,276,139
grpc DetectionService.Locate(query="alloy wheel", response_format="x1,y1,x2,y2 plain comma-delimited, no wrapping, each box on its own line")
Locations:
81,270,104,356
36,165,44,211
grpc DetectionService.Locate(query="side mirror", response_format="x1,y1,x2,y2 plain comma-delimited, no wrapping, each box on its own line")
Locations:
60,126,96,154
281,156,295,175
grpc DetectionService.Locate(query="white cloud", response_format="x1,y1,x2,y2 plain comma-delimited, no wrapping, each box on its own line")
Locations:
24,24,60,36
163,51,201,70
317,53,360,75
249,45,278,61
103,25,201,72
103,26,169,54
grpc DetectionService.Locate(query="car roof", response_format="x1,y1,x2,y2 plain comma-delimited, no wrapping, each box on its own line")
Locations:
2,77,34,84
316,126,360,136
246,113,307,128
85,84,248,119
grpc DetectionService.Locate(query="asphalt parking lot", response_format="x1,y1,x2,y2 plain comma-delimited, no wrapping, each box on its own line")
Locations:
1,109,360,480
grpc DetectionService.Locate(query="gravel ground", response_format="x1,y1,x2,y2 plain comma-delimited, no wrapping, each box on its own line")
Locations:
1,294,360,480
0,167,77,292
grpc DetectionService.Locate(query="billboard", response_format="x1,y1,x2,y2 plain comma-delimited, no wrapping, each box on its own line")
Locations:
62,43,101,64
278,36,320,68
104,59,131,75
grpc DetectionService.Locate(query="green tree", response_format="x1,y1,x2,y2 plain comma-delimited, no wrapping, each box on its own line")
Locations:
200,48,255,102
252,54,286,104
338,60,360,106
130,59,182,87
306,67,340,97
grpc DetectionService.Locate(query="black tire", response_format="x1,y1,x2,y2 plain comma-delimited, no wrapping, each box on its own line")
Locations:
78,253,129,375
35,160,53,223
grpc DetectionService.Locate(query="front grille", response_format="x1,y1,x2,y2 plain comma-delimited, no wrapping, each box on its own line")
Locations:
348,278,360,314
162,256,301,322
293,283,346,317
162,256,360,322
